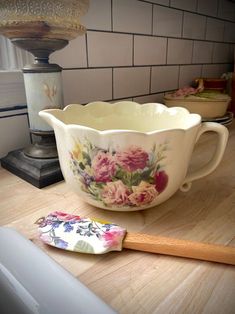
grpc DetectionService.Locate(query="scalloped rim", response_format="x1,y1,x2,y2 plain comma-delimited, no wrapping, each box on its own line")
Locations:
39,101,201,135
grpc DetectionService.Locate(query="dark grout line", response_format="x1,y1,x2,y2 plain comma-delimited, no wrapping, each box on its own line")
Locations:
112,67,114,100
111,0,113,32
85,28,235,45
149,66,152,94
0,112,28,119
132,35,135,66
151,4,154,35
61,62,233,72
138,0,234,24
85,33,89,68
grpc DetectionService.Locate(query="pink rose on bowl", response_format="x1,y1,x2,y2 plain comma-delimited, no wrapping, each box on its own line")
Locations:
128,181,158,206
91,151,116,183
115,146,149,172
101,180,131,206
154,171,168,193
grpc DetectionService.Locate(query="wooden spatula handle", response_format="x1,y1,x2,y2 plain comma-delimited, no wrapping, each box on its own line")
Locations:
123,233,235,265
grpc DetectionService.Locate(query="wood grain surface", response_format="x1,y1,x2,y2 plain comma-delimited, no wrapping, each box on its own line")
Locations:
0,121,235,313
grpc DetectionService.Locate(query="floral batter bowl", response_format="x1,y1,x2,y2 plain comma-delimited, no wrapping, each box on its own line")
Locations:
39,101,228,211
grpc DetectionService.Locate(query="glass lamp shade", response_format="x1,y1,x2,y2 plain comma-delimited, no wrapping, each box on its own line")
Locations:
0,0,89,40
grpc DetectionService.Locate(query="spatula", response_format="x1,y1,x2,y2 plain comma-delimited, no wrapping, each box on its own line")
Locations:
37,211,235,266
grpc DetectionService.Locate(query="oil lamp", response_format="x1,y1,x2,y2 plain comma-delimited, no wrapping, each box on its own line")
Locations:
0,0,89,187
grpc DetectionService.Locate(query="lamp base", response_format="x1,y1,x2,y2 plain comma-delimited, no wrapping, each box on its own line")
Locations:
24,130,58,159
1,149,63,188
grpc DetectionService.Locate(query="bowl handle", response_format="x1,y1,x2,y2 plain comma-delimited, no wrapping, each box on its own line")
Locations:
180,122,229,192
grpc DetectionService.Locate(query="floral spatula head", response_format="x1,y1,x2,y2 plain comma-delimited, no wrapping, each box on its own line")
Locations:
37,211,235,265
37,211,126,254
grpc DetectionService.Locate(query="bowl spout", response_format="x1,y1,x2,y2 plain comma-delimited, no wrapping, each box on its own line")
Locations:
39,109,60,129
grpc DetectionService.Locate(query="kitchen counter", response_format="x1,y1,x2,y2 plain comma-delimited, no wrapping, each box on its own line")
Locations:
0,121,235,313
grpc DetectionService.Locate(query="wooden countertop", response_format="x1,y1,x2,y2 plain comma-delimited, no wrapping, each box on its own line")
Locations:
1,122,235,313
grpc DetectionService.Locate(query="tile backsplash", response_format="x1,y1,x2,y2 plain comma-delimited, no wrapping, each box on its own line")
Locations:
49,0,235,105
87,31,133,67
153,6,183,37
112,0,153,34
0,0,235,158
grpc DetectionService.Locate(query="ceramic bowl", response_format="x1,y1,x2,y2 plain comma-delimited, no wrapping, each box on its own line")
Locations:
164,92,231,118
39,101,228,211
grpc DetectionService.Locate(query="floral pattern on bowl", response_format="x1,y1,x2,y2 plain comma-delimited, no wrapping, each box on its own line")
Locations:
69,139,169,209
39,101,229,211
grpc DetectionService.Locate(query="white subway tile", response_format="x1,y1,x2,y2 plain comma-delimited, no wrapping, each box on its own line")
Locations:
153,6,183,38
192,41,213,64
87,32,132,67
217,0,235,22
197,0,218,17
50,36,87,69
202,65,220,78
151,65,179,93
213,43,232,63
183,12,206,40
202,64,233,78
224,22,235,43
167,39,193,64
133,93,165,104
112,0,152,34
113,67,150,98
80,0,111,31
205,18,224,42
179,65,202,87
201,64,229,78
134,36,167,65
170,0,197,12
62,69,112,105
0,71,26,107
0,115,30,158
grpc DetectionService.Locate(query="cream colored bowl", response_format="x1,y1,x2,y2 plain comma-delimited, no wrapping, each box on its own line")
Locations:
164,93,231,118
39,101,228,211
